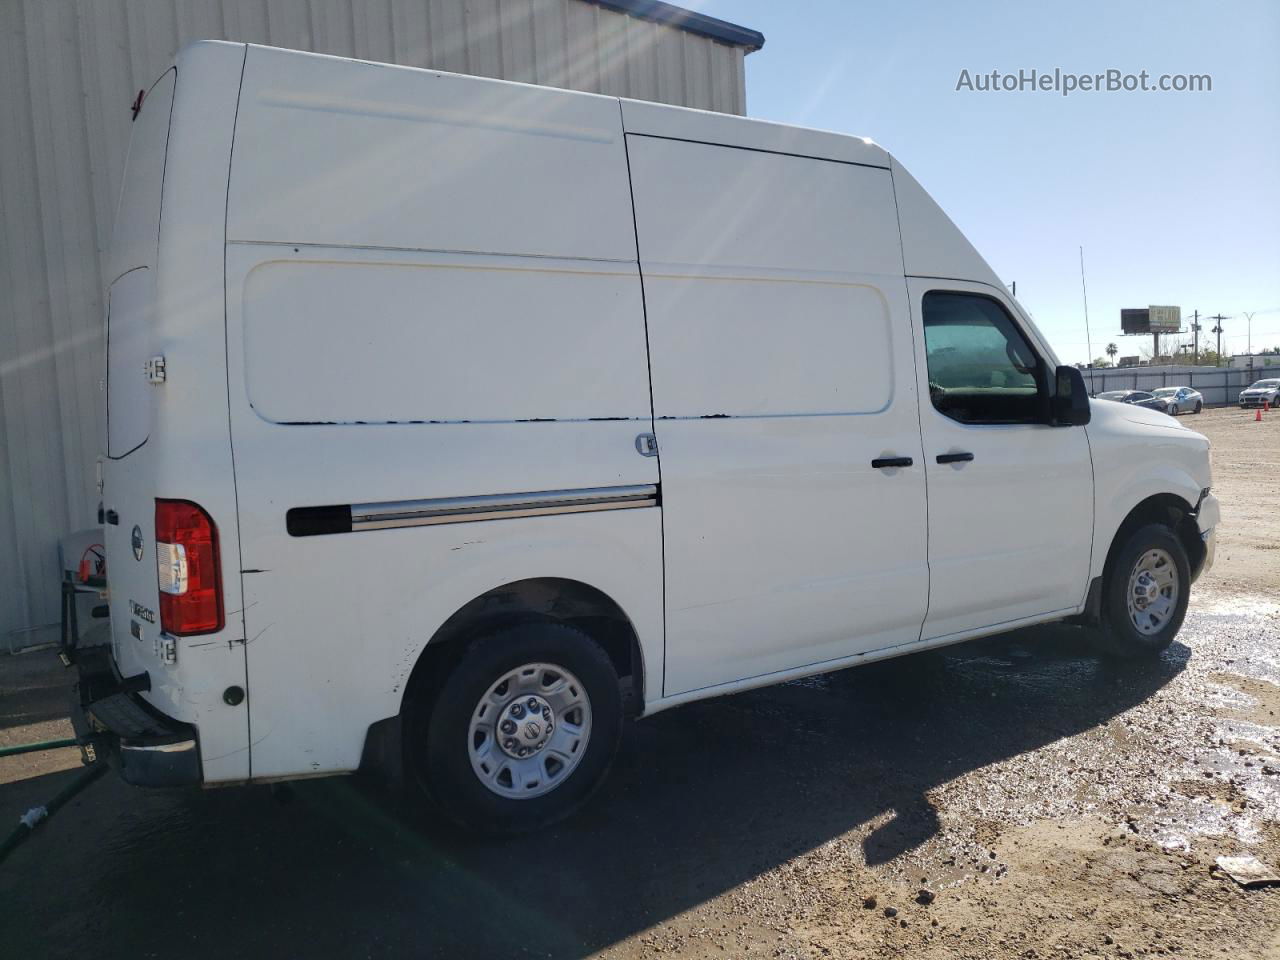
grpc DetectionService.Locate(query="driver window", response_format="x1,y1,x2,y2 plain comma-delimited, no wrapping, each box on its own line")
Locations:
922,292,1044,425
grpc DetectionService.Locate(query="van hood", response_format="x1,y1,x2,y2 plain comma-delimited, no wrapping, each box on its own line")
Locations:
1086,395,1211,493
1090,394,1203,436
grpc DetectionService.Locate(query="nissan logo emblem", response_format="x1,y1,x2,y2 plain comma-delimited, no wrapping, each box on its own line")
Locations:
131,525,144,562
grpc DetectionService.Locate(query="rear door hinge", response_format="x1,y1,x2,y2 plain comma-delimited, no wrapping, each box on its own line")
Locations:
155,633,177,665
144,355,166,384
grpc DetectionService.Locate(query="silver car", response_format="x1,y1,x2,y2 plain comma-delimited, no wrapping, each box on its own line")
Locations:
1151,386,1203,416
1239,378,1280,408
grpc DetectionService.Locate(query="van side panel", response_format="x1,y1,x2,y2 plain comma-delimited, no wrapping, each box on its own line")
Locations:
227,47,636,261
626,135,930,696
240,258,650,425
225,48,661,780
104,42,251,783
619,97,890,169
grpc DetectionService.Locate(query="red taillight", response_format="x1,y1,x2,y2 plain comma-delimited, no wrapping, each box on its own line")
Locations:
155,499,224,636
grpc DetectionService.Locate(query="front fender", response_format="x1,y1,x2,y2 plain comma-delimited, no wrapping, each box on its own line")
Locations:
1086,405,1210,581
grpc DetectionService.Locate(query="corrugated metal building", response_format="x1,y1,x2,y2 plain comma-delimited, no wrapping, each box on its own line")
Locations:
0,0,763,651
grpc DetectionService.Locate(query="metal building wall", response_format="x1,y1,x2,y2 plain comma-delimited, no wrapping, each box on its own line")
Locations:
0,0,750,651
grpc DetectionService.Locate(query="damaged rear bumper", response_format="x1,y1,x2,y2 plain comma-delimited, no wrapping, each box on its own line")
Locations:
68,645,202,787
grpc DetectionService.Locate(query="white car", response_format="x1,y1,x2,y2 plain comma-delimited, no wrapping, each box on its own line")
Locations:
1239,378,1280,408
75,42,1219,833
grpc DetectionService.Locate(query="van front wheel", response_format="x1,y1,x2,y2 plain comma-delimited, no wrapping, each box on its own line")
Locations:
410,622,622,833
1091,524,1190,658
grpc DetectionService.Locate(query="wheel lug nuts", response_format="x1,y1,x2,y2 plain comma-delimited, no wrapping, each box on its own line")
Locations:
527,698,539,710
500,720,516,734
510,704,525,719
518,747,529,757
504,738,517,750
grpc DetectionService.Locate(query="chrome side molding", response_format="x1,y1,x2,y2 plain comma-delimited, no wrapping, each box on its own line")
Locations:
288,484,659,536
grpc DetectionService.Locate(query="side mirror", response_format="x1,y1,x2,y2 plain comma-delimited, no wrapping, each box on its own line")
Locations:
1051,366,1091,426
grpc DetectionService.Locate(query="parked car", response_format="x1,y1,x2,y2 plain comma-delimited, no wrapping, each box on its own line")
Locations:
1094,389,1175,414
1239,378,1280,408
1151,386,1203,415
76,41,1219,834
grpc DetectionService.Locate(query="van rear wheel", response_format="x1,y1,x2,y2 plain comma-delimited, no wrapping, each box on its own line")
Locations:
409,622,621,833
1089,523,1190,659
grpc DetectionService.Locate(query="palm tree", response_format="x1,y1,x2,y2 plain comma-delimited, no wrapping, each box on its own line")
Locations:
1106,342,1118,364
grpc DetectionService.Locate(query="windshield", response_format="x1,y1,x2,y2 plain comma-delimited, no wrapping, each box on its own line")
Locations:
1130,392,1154,401
1152,388,1180,397
1249,379,1280,389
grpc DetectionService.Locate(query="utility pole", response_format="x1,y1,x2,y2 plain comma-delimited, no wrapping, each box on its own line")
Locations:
1079,248,1093,369
1243,311,1256,356
1208,314,1228,363
1191,310,1200,364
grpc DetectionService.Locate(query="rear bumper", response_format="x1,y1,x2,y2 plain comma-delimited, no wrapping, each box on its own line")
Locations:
69,645,202,787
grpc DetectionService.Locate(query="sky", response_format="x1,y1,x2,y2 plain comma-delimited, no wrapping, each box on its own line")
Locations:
697,0,1280,365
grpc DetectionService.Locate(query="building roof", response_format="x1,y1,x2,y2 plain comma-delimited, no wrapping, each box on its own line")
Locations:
591,1,765,52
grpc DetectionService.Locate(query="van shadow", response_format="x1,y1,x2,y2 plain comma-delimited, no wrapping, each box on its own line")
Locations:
0,625,1187,960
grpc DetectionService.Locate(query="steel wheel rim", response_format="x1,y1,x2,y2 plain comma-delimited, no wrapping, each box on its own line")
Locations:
1126,548,1179,636
468,661,592,800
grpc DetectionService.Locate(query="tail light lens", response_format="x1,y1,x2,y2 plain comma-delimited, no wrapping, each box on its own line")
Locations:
155,499,224,636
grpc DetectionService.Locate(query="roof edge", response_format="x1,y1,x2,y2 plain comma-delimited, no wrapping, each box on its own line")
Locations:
589,0,765,52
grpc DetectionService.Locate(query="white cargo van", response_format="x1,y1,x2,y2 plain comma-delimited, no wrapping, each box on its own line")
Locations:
76,41,1219,832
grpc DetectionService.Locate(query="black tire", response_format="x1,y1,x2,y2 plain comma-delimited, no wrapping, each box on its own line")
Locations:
1090,523,1190,659
1168,404,1179,416
1194,401,1203,414
408,621,622,834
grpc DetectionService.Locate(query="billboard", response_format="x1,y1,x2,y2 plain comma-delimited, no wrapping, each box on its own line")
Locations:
1120,305,1182,334
1148,305,1181,332
1121,308,1150,334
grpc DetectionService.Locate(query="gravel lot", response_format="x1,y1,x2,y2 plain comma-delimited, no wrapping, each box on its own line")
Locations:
2,405,1277,959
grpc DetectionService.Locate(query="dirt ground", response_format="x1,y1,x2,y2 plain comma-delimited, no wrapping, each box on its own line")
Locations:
1,405,1277,959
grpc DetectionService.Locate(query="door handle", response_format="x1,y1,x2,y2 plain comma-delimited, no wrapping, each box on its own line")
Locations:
936,452,975,464
871,456,913,469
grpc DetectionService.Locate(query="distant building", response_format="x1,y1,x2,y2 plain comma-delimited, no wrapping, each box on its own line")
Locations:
1231,353,1280,371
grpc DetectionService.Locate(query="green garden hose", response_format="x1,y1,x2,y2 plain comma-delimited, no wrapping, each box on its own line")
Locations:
0,737,79,759
0,762,107,864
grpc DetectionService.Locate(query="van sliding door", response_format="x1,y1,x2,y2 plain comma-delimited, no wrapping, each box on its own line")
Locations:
626,134,930,696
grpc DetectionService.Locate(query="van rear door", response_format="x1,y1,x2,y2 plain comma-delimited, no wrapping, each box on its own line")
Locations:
102,69,173,681
105,69,173,458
